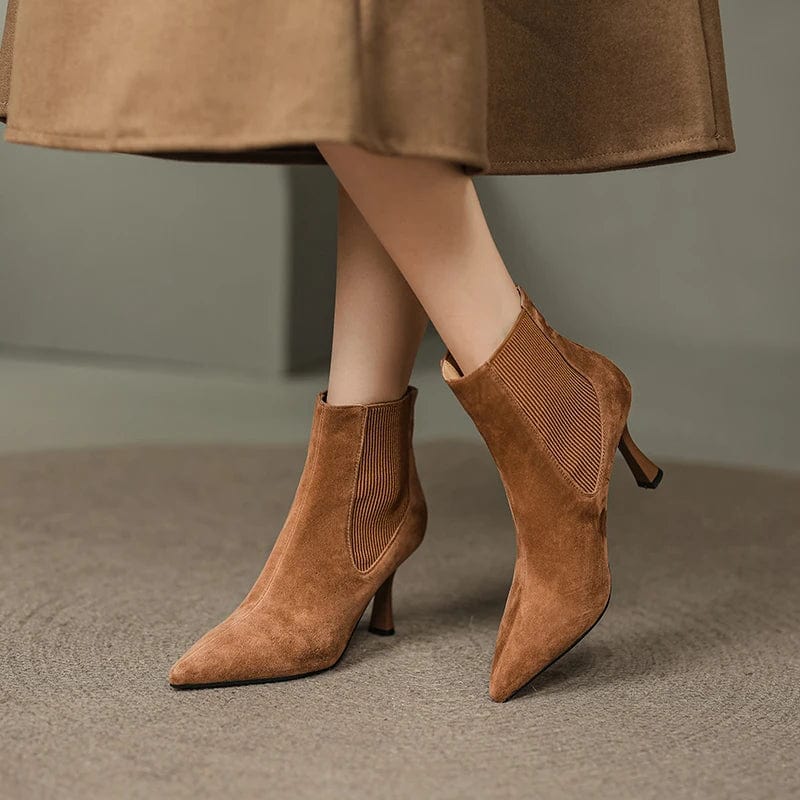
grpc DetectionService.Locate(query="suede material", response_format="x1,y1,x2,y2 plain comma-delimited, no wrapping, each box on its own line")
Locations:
441,286,637,702
0,0,735,175
169,386,427,687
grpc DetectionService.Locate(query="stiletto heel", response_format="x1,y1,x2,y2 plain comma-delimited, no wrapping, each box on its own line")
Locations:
368,571,396,636
618,423,663,489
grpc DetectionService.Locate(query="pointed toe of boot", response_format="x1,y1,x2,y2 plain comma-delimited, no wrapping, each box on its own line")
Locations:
168,620,259,688
169,635,229,689
487,611,552,703
168,653,198,688
169,648,208,688
488,666,517,703
488,632,568,702
489,587,612,702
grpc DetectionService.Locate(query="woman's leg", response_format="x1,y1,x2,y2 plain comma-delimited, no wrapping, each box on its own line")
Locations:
316,142,663,703
326,179,429,406
315,142,521,377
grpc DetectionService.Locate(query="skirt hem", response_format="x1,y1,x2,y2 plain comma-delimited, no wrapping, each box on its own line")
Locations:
1,123,490,175
487,133,736,175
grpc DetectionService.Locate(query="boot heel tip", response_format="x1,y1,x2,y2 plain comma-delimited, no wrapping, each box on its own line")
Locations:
637,468,664,490
368,625,395,636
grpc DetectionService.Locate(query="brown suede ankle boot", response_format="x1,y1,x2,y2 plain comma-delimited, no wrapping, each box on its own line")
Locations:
440,285,662,702
169,385,427,689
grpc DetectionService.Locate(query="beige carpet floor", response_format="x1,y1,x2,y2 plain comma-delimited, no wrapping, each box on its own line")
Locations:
0,441,798,799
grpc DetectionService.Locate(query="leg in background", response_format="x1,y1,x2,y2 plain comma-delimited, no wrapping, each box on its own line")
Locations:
167,158,439,691
315,142,521,377
326,180,429,406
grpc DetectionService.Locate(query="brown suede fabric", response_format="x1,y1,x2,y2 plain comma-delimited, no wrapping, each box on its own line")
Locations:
441,285,660,702
0,0,734,175
169,385,427,688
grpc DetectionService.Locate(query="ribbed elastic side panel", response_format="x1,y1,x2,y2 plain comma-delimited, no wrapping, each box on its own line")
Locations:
491,311,603,493
350,402,410,572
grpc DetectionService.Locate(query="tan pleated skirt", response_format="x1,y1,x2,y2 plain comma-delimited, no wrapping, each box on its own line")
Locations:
0,0,735,176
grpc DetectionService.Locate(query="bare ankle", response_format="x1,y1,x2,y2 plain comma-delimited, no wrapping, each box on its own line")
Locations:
447,282,522,376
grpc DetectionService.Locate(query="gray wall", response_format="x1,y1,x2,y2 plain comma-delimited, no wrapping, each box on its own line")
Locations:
0,144,292,375
0,2,797,465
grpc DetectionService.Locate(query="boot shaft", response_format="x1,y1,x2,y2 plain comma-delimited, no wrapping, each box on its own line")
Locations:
295,384,426,573
441,284,632,499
